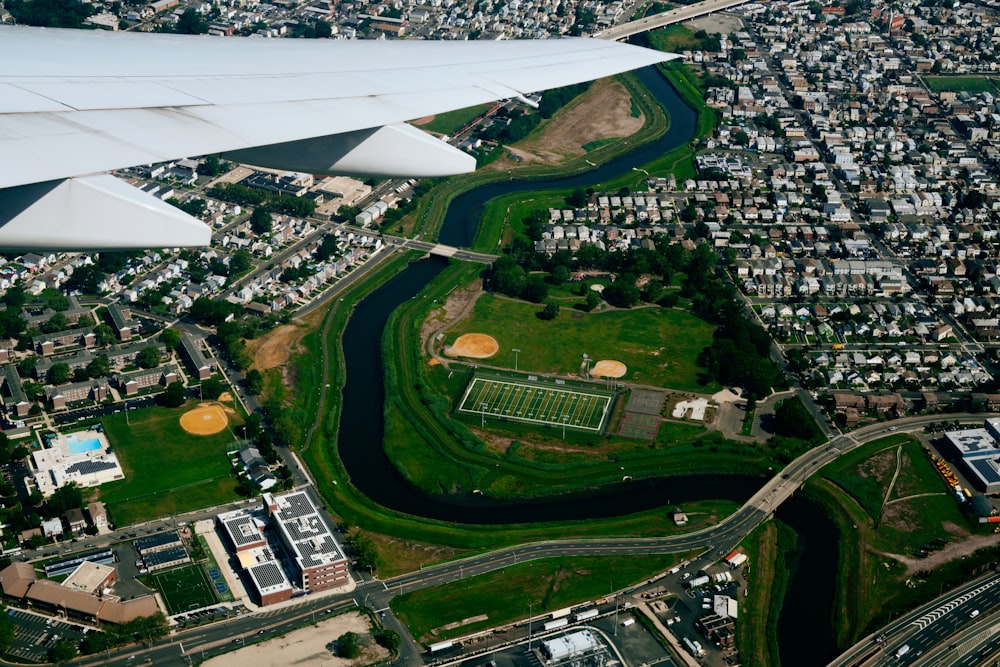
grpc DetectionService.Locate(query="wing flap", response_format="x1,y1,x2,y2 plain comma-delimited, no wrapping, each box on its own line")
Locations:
0,175,210,250
223,123,476,177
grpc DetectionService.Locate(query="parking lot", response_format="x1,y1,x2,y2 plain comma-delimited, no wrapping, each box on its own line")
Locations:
6,608,89,663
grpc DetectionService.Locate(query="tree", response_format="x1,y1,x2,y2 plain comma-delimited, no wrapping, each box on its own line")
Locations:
0,605,12,655
94,323,117,346
352,532,381,572
136,346,161,369
250,208,273,234
159,328,182,350
245,369,264,395
49,639,78,663
374,628,400,652
40,312,69,334
46,362,71,385
603,279,640,308
336,632,361,658
520,276,549,303
161,381,187,408
540,303,560,320
200,377,224,400
47,483,83,516
584,290,602,311
175,8,208,34
87,355,110,379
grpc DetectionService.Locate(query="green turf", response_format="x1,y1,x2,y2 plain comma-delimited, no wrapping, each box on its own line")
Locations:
446,294,717,392
391,554,684,643
923,76,998,93
458,375,614,432
417,104,493,136
98,403,243,526
152,564,217,615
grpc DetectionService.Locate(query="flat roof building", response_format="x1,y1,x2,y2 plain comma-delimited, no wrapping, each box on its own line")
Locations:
262,491,350,593
941,421,1000,493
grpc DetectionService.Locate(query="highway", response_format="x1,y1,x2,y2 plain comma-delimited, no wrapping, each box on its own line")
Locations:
598,0,757,41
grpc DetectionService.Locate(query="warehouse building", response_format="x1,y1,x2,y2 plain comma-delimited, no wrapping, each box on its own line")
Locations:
941,420,1000,493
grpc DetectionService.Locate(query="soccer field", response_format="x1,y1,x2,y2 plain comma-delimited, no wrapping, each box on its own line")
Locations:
152,565,217,615
458,376,614,432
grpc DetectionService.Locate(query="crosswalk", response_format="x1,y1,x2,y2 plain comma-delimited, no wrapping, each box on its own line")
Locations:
911,579,998,630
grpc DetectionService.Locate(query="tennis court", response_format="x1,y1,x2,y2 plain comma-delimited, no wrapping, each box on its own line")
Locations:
458,375,614,432
152,564,218,615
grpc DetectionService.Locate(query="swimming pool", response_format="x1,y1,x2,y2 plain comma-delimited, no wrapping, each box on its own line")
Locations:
65,434,102,454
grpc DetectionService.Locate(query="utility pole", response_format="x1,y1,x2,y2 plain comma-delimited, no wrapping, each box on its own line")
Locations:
528,603,533,651
513,348,520,372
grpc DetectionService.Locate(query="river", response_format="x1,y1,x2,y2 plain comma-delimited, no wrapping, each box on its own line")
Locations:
334,65,839,666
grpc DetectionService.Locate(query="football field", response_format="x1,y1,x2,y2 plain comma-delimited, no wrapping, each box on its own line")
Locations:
458,375,614,432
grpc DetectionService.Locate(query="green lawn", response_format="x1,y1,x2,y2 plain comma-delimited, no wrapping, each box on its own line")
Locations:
392,554,687,643
446,294,718,392
924,75,998,93
98,403,243,526
416,104,493,136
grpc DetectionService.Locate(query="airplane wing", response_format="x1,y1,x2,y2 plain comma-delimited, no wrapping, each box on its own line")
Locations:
0,26,675,249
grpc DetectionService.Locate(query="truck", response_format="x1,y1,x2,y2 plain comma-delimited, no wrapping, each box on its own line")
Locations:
573,609,599,622
895,645,910,659
550,607,572,620
686,575,711,589
429,640,455,654
543,618,568,631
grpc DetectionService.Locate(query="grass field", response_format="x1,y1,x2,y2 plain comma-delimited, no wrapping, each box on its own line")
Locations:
924,75,998,94
417,104,493,136
152,564,217,615
458,375,613,432
391,553,689,643
447,294,717,392
98,403,244,526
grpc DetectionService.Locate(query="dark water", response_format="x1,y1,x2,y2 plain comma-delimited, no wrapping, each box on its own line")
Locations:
333,63,838,663
775,494,841,667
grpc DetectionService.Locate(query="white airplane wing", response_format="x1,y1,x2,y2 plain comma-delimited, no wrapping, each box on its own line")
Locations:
0,27,675,249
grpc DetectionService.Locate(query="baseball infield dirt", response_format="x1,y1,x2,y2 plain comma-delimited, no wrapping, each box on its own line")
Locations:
445,333,499,358
179,403,229,436
590,360,627,378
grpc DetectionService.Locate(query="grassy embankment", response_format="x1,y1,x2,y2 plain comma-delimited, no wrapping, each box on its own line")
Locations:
806,434,991,647
98,402,245,526
392,553,695,643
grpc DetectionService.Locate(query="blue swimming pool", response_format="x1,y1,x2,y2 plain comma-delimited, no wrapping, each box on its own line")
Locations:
65,434,101,454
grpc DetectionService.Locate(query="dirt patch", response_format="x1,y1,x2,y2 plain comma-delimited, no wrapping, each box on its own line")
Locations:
591,359,627,378
218,392,233,403
245,323,309,371
412,115,435,126
179,403,229,436
893,531,1000,576
204,610,388,667
421,280,483,346
486,77,643,169
445,333,499,359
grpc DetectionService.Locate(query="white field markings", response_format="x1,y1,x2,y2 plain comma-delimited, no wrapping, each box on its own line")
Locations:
912,578,999,630
459,378,612,431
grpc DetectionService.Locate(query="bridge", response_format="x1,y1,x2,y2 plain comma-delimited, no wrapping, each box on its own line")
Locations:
599,0,757,41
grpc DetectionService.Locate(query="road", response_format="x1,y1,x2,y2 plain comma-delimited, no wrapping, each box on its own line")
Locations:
598,0,756,41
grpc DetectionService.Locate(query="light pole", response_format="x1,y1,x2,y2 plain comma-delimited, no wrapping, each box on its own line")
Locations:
481,401,487,427
562,414,569,439
513,348,520,372
528,603,533,651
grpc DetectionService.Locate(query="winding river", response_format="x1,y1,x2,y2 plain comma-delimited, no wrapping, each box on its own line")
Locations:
334,65,840,666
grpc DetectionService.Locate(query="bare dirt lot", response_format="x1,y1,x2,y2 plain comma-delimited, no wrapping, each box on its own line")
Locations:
486,77,643,168
204,611,389,667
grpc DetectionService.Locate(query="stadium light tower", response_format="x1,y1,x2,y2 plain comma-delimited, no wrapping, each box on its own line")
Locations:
562,414,569,439
513,348,521,372
481,401,487,427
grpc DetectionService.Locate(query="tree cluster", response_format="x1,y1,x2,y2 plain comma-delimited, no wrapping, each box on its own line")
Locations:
7,0,95,27
209,183,317,217
80,613,169,654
